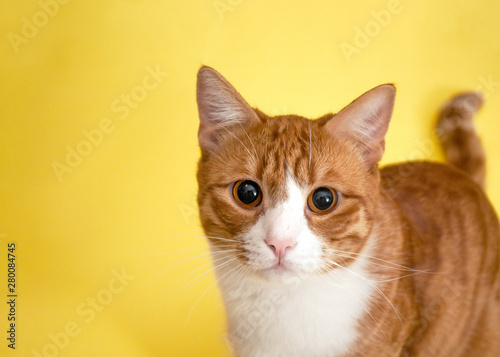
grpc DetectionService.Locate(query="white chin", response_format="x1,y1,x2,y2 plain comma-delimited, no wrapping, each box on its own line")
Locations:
259,264,303,284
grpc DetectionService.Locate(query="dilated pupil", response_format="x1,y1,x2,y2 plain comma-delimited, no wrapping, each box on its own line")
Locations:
312,188,334,210
237,181,259,204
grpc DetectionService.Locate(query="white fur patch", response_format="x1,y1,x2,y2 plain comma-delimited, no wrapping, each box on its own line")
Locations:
242,174,324,279
210,175,376,357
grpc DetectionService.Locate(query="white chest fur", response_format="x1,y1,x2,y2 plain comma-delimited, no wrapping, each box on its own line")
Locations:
209,175,377,356
216,257,375,357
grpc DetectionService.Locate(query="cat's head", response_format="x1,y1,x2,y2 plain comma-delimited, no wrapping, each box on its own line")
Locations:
196,66,395,283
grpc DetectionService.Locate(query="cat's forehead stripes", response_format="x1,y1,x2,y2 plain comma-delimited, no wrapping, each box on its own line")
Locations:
259,115,316,201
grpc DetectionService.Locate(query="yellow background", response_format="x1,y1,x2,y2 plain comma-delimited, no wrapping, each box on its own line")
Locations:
1,0,500,356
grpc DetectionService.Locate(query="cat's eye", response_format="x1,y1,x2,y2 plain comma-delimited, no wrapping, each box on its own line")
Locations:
233,180,262,208
307,187,339,214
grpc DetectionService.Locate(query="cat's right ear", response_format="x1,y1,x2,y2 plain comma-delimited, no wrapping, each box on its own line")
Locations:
196,66,261,152
324,84,396,168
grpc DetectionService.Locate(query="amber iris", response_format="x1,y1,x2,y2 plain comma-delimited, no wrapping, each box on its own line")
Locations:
233,180,262,208
307,187,339,214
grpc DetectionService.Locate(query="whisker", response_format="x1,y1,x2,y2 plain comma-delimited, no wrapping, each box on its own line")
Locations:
134,245,221,256
327,258,406,328
265,127,269,165
167,256,239,299
205,236,240,243
322,265,387,339
211,264,251,307
145,228,239,244
324,247,433,274
326,253,426,283
145,249,234,286
370,272,425,283
308,119,312,172
238,122,259,160
185,262,243,325
222,126,257,166
326,251,414,273
162,251,239,295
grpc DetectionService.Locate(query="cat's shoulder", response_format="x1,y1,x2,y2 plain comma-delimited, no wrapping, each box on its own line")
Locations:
380,161,486,205
379,161,499,246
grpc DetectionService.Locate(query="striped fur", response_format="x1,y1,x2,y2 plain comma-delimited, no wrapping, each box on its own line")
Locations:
196,66,500,357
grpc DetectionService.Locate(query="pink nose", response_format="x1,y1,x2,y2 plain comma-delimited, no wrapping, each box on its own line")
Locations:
266,236,297,263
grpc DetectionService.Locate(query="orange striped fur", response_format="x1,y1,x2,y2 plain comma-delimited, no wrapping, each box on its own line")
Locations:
196,67,500,357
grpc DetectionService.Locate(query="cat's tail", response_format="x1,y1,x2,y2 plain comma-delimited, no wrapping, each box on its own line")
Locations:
436,92,486,189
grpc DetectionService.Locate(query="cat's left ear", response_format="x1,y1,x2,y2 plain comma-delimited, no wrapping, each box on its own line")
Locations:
196,66,261,153
324,84,396,167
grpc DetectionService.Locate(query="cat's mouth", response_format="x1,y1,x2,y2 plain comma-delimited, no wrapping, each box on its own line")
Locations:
253,261,304,283
269,262,290,273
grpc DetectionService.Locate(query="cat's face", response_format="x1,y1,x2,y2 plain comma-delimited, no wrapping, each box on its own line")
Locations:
196,67,395,283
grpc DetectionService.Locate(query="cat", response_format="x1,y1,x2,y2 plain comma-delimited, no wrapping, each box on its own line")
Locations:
195,66,500,357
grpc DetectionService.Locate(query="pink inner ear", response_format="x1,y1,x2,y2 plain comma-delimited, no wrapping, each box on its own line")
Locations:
196,66,261,152
197,124,220,152
323,84,395,166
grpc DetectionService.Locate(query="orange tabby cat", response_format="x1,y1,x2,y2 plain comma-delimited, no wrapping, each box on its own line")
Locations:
196,66,500,357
